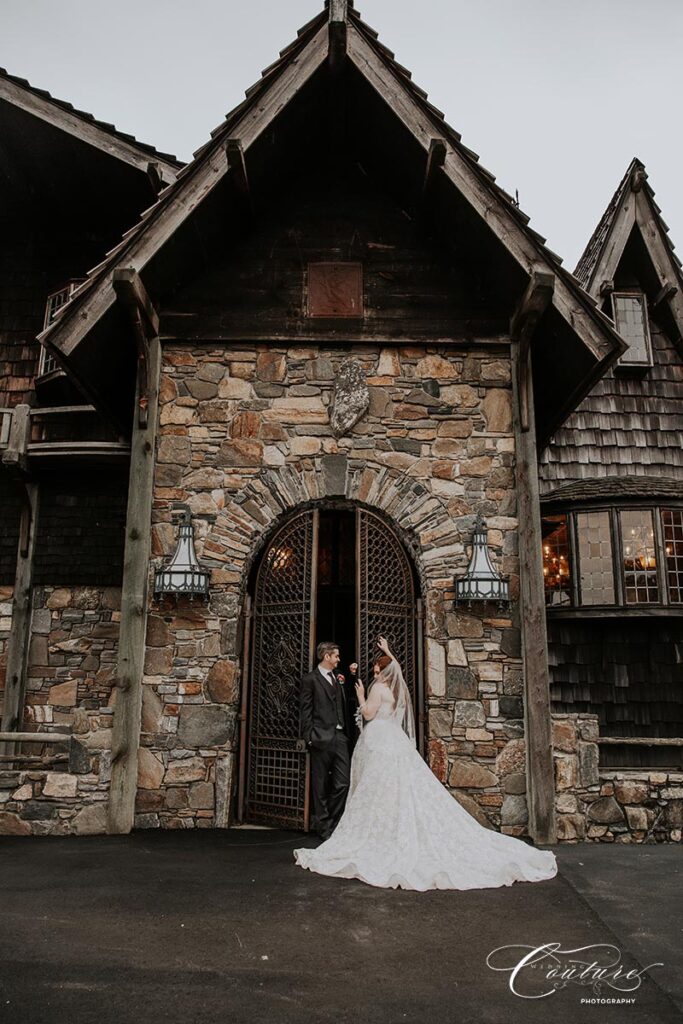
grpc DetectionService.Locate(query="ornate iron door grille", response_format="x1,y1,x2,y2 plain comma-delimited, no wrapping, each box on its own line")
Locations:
356,508,418,729
244,505,421,829
245,510,318,829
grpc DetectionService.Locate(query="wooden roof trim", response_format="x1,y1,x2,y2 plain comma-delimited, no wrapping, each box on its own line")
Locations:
541,475,683,504
633,188,683,343
39,22,329,362
346,21,621,365
0,70,180,184
578,162,683,346
584,193,637,298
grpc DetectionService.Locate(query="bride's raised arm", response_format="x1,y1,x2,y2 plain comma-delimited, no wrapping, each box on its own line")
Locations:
377,635,397,666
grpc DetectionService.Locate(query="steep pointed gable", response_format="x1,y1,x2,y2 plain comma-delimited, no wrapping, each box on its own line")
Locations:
39,2,623,439
540,160,683,494
574,158,683,349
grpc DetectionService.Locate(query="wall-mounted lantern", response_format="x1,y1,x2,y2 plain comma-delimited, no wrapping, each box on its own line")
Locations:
154,510,210,600
454,513,509,609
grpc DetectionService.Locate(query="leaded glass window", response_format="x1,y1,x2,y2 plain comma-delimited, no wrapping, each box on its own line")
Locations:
620,509,659,604
542,514,572,606
577,511,615,605
662,509,683,604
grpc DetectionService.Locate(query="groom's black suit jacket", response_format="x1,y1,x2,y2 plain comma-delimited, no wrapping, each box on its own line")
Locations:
299,668,353,749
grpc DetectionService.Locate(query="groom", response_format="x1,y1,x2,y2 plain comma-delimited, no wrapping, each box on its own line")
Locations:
299,641,351,839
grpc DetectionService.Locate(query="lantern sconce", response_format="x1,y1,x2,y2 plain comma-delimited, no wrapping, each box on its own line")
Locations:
154,509,210,601
454,513,510,610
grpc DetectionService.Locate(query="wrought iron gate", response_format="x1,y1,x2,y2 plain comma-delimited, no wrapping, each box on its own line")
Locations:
244,510,318,829
356,509,420,740
242,505,421,829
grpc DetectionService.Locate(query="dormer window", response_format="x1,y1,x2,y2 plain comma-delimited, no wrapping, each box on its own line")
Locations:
611,291,653,369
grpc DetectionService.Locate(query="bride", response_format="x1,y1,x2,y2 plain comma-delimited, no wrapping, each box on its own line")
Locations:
294,637,558,891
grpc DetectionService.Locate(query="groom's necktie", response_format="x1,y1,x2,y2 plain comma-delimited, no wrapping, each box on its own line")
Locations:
328,672,345,731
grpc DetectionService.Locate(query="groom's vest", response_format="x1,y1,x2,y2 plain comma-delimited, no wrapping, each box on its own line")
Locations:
333,677,345,731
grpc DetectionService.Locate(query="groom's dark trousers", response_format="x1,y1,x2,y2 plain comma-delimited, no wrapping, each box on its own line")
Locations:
299,668,351,836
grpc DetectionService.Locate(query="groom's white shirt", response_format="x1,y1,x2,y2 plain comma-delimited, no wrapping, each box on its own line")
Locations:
318,663,336,687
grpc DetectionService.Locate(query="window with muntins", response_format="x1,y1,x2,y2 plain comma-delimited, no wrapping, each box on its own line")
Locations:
662,509,683,603
577,511,615,605
544,505,683,609
38,281,83,377
542,514,572,606
620,509,659,604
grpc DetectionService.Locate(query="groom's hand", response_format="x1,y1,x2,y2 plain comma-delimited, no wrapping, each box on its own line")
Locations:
349,663,358,675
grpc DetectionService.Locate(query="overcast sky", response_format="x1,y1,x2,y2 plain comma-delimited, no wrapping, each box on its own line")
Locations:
4,0,683,268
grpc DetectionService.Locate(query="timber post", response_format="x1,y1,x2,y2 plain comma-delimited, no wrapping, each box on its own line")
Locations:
0,405,39,756
510,271,557,845
108,270,161,834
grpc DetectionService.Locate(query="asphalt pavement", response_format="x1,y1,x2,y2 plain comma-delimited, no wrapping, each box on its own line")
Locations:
0,829,680,1024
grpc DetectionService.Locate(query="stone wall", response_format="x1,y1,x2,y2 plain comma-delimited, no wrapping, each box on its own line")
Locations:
0,585,120,836
145,342,526,831
553,713,682,843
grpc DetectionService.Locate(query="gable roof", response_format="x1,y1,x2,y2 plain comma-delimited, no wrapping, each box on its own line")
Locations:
39,2,624,439
0,65,181,184
574,158,683,320
540,160,683,495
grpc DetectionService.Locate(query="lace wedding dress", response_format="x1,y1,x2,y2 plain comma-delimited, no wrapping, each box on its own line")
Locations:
293,661,558,892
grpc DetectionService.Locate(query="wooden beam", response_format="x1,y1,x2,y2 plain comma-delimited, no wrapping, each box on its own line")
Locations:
113,268,159,337
511,339,557,846
107,336,161,835
422,138,446,201
0,731,71,743
0,75,178,184
1,404,31,476
510,270,555,431
113,268,159,428
0,481,39,757
653,282,678,309
146,162,164,194
328,0,348,70
226,139,253,219
346,22,618,366
40,24,328,364
634,190,683,340
584,199,636,299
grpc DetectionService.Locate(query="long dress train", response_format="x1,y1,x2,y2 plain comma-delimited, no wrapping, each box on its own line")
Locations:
293,693,558,892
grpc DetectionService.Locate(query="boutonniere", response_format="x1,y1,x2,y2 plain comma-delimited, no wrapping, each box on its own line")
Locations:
336,674,345,685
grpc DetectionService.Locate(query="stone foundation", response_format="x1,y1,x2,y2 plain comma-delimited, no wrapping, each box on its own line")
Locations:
553,713,682,843
0,585,119,836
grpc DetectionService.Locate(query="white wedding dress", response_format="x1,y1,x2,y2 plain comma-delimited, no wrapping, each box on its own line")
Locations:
293,669,557,891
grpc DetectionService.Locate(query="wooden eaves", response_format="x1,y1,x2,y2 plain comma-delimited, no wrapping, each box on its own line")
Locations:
0,67,180,185
38,2,625,443
575,158,683,348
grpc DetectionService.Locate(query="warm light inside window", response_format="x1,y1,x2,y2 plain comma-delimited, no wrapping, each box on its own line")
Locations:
662,509,683,603
620,509,658,604
541,514,572,606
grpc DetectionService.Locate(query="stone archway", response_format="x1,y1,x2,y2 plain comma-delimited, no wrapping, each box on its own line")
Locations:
237,502,423,830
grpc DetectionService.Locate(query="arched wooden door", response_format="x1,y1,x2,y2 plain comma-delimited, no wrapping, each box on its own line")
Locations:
239,506,422,830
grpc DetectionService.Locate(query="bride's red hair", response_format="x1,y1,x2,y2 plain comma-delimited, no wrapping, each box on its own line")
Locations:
373,654,392,671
